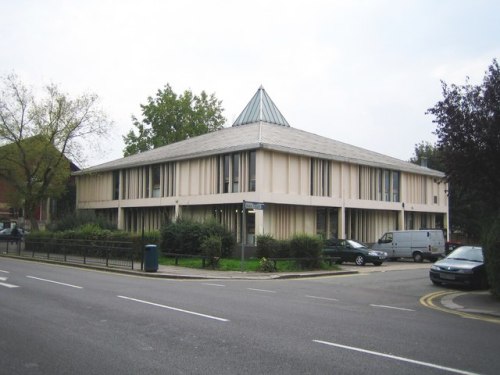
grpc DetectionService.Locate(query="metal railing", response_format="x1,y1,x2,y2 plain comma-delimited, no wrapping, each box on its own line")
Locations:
1,238,136,270
163,252,221,268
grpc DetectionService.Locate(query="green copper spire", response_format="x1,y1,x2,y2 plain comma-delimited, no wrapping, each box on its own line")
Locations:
232,86,290,127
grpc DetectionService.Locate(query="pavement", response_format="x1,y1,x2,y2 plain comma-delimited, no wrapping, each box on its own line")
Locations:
440,290,500,319
2,253,500,321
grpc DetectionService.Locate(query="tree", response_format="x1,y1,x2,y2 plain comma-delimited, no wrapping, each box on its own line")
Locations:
123,84,225,156
0,74,111,230
409,141,444,171
427,59,500,297
409,141,474,239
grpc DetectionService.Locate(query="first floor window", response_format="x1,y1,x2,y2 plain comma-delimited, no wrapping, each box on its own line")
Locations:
223,155,230,193
152,165,161,197
112,171,120,200
392,171,400,202
232,154,239,192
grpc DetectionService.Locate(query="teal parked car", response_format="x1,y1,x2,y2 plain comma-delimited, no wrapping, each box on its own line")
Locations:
323,239,387,266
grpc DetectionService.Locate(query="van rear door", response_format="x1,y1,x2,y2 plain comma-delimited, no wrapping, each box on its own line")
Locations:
428,230,445,257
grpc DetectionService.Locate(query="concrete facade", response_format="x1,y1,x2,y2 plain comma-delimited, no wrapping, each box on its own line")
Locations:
75,87,448,247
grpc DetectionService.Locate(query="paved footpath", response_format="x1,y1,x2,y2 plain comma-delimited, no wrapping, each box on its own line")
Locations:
136,258,431,279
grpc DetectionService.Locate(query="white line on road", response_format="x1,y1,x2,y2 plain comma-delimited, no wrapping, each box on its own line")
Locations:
202,283,226,287
370,304,415,312
0,282,19,288
26,276,83,289
0,276,19,288
0,269,9,273
247,288,276,293
313,340,483,375
305,295,339,302
117,295,229,322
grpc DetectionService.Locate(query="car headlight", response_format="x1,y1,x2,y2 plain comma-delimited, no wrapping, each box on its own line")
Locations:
430,265,440,271
368,251,379,256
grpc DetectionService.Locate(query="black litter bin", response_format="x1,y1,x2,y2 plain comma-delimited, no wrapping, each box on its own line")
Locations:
144,244,158,272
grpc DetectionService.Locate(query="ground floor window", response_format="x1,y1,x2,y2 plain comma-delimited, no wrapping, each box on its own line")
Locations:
246,210,255,245
123,207,173,233
316,207,339,239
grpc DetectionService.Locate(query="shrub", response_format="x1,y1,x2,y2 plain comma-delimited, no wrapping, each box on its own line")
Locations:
256,235,291,259
275,239,291,258
200,235,222,268
258,257,276,272
256,234,277,258
48,211,116,232
160,219,235,257
160,219,200,255
482,217,500,298
202,220,236,258
289,234,324,269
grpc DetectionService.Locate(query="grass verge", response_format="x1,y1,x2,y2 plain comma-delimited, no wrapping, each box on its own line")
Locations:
159,255,340,272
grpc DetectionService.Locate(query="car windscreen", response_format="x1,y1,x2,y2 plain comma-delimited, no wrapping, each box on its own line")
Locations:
346,240,367,249
448,246,483,262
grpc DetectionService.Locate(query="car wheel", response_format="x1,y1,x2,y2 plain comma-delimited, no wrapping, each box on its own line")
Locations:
373,261,382,266
413,252,424,263
355,255,366,266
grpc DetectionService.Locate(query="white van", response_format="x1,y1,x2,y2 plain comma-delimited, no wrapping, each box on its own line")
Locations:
371,230,445,262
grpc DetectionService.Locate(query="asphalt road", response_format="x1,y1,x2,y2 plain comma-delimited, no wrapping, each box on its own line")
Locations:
1,257,498,375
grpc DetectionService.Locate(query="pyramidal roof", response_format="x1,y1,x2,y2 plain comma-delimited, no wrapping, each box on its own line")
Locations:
77,86,444,179
232,86,290,127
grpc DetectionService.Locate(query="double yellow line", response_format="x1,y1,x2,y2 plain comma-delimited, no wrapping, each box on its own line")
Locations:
420,290,500,324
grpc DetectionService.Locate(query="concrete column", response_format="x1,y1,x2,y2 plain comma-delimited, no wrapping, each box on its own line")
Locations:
255,209,264,237
175,202,181,220
399,204,405,230
117,207,125,230
339,206,346,239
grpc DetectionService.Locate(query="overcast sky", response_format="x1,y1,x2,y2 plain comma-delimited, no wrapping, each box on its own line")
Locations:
1,0,499,168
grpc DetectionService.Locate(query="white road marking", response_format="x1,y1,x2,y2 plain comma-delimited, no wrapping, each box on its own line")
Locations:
247,288,276,293
26,276,83,289
305,295,339,301
0,282,19,288
202,283,226,287
370,304,415,312
0,276,19,288
313,340,482,375
117,295,229,322
0,269,9,273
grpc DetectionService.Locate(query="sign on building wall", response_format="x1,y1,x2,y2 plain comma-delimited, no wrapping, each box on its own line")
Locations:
244,201,265,210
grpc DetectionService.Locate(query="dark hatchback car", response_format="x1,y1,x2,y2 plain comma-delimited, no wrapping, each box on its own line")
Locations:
429,246,488,289
0,227,26,242
323,239,387,266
